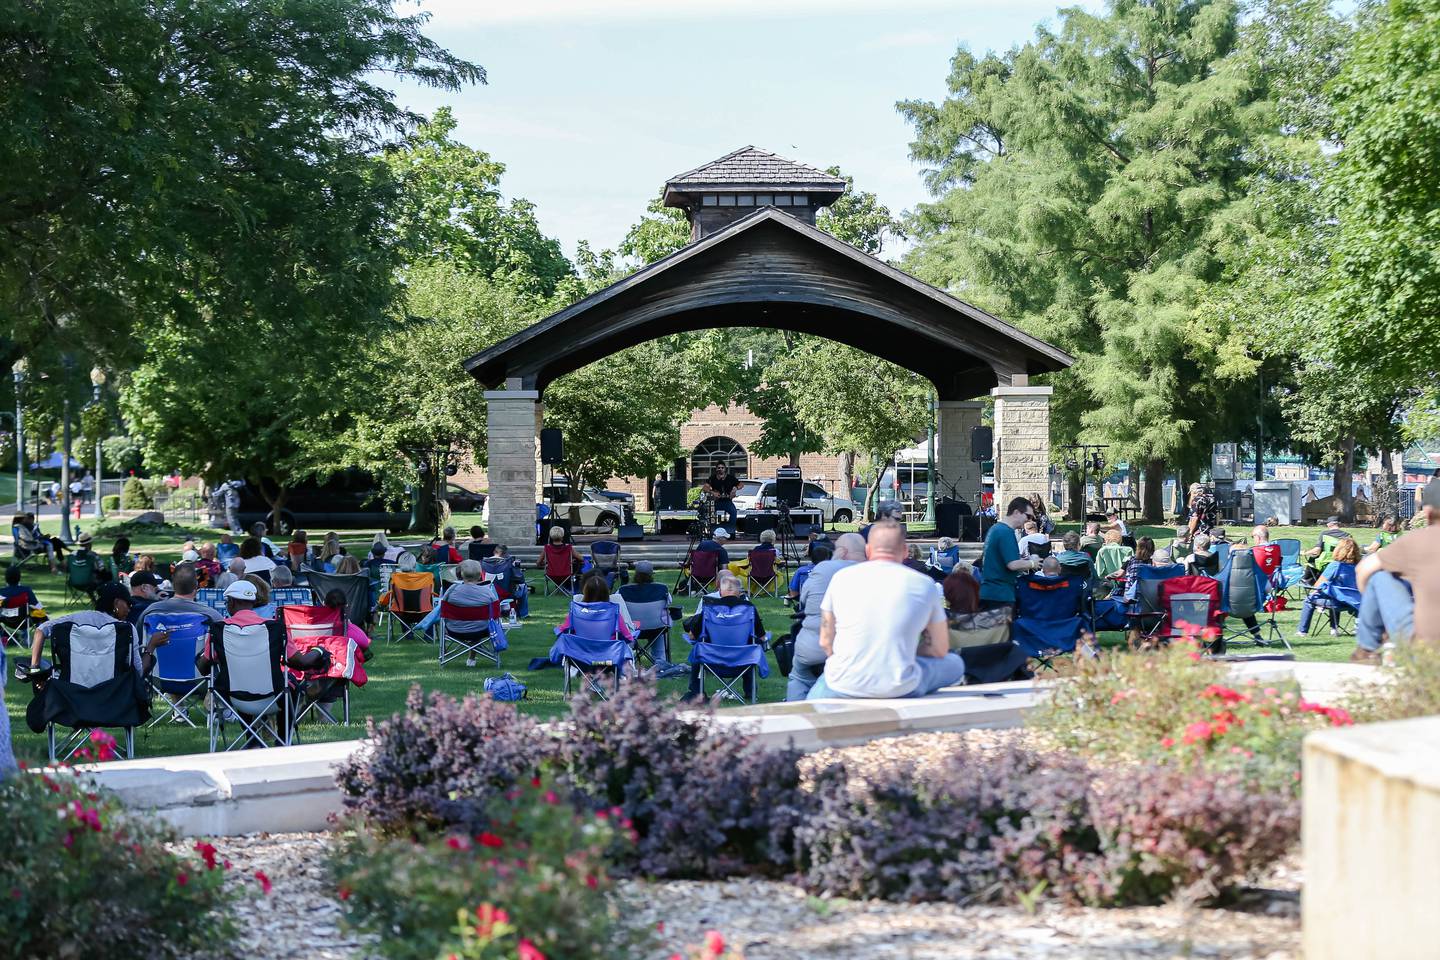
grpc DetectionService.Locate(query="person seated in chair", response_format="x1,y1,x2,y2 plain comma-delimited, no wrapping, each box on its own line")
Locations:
1039,555,1063,577
1,564,46,624
560,575,636,643
125,571,162,626
683,573,765,701
1122,537,1156,595
785,539,832,605
30,582,170,681
1296,536,1361,637
486,544,530,620
1077,521,1104,558
143,565,221,623
693,527,732,566
417,559,502,667
617,561,672,665
1366,516,1401,555
196,580,319,676
1018,520,1049,555
752,529,777,553
859,500,907,541
1054,532,1092,574
11,513,59,573
1303,517,1350,584
295,588,374,704
806,523,964,700
214,557,247,592
1249,525,1283,578
930,536,961,575
1352,480,1439,660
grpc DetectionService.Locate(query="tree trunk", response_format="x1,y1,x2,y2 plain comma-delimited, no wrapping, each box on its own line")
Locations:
255,477,290,534
1067,472,1083,521
788,450,800,468
1142,458,1166,522
1334,438,1356,522
864,454,885,521
839,451,855,502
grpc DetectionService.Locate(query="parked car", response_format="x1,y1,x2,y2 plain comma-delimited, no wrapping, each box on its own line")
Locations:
481,486,631,533
732,479,857,524
207,470,408,534
444,483,486,513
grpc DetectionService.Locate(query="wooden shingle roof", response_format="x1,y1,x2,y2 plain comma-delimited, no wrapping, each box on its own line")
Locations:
665,146,847,190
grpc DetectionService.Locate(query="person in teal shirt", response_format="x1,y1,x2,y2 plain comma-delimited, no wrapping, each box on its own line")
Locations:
980,496,1039,609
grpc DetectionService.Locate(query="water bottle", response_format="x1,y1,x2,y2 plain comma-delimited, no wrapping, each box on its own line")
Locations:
508,604,518,626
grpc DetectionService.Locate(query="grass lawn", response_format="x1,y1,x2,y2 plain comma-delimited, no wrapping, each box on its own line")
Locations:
3,515,1385,762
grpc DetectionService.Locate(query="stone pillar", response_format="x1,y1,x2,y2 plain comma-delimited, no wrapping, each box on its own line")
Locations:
936,401,984,508
990,385,1052,513
484,386,541,548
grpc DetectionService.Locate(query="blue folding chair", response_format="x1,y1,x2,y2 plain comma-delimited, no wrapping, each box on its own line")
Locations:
195,588,230,618
1124,563,1188,642
215,542,240,565
929,545,961,575
549,601,633,699
688,602,770,703
1011,574,1086,669
270,587,314,608
1273,538,1304,598
1219,548,1288,650
1301,563,1362,637
143,612,211,727
589,540,623,588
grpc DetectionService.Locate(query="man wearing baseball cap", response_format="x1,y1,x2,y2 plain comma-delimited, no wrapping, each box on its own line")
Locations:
29,582,172,679
1355,479,1440,658
125,570,163,626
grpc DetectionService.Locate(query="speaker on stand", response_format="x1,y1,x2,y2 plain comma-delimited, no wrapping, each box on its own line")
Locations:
970,425,994,541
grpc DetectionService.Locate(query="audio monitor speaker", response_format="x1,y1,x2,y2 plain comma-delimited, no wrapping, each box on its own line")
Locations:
540,428,564,465
969,426,993,463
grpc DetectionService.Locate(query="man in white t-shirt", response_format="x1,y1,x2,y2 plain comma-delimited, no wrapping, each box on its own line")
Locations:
806,522,964,700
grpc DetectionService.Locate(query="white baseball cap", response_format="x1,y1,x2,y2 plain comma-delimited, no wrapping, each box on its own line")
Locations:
222,580,258,602
713,528,731,539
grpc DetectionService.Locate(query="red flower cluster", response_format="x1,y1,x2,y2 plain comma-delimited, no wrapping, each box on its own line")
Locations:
254,869,272,895
473,902,511,939
517,938,547,960
1298,699,1354,727
193,841,221,871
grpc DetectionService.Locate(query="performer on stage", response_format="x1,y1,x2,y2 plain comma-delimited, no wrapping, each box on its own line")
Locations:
703,463,741,530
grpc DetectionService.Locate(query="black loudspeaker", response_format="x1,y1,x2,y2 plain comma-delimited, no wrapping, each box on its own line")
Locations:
537,516,572,545
745,513,779,537
654,480,689,511
969,426,993,463
540,428,564,465
616,523,645,542
671,458,688,485
936,500,964,539
960,516,983,543
774,466,803,506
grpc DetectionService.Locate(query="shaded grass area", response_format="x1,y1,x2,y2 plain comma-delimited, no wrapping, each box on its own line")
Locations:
4,517,1377,761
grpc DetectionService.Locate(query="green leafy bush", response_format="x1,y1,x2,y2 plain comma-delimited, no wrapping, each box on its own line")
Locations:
119,475,152,510
331,774,646,960
101,494,120,511
1030,640,1350,792
1348,644,1440,724
0,752,235,959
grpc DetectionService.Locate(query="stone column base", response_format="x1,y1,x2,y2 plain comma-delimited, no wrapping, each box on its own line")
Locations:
937,400,984,509
484,389,540,548
990,385,1052,513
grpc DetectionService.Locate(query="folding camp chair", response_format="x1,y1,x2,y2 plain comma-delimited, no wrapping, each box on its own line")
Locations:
467,541,498,562
1025,540,1052,559
9,524,43,570
270,587,313,608
0,595,30,648
438,563,461,589
207,620,291,751
438,598,503,667
688,602,769,703
195,588,229,618
482,555,529,620
681,548,723,596
1300,563,1362,638
746,548,781,599
1011,573,1086,670
42,619,143,762
143,612,211,727
541,544,579,596
1123,563,1187,642
1219,548,1288,650
307,570,372,627
550,600,633,699
1093,543,1134,589
381,570,435,643
63,554,101,608
1212,541,1232,573
1156,575,1225,647
281,605,353,729
1273,538,1305,598
929,545,961,575
215,541,240,565
589,540,623,588
622,597,672,668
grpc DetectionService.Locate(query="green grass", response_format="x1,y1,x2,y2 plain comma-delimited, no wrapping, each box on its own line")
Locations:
4,517,1382,762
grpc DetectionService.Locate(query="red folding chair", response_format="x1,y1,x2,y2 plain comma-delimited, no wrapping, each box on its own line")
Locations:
281,605,353,728
746,548,780,598
541,544,579,596
1,594,31,648
682,548,722,596
438,598,502,667
1157,574,1225,648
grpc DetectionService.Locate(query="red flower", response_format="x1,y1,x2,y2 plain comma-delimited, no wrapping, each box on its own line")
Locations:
704,930,727,956
517,938,547,960
254,870,272,895
447,835,471,851
338,885,351,901
194,841,220,871
477,831,505,848
1181,721,1214,745
1160,737,1175,749
530,776,542,788
177,872,189,887
543,790,560,805
585,874,599,889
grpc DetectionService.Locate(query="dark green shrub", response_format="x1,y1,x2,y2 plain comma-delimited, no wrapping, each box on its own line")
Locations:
0,758,235,959
330,774,646,960
100,494,120,512
119,476,151,510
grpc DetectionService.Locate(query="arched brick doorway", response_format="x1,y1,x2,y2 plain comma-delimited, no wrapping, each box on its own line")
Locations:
691,436,749,483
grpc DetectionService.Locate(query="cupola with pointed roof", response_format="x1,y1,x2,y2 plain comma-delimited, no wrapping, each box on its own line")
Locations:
663,145,847,241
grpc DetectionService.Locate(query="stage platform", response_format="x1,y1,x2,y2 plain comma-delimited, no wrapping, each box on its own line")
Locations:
503,531,984,568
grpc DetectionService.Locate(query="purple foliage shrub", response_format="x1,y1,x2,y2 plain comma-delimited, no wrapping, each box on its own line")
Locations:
336,685,552,837
796,745,1104,904
556,685,808,879
796,745,1300,907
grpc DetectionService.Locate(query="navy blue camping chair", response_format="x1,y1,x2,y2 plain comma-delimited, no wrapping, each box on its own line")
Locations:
588,540,623,588
549,601,633,699
1011,574,1086,669
143,611,212,728
688,602,769,703
1219,548,1287,649
1124,563,1188,641
1301,562,1363,637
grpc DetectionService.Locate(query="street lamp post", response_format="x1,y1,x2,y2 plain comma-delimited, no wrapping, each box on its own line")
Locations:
924,392,937,525
90,367,106,519
58,355,75,543
10,360,23,513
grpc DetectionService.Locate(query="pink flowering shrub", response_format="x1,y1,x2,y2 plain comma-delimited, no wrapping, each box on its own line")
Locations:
1030,634,1350,793
0,748,235,959
669,930,745,959
330,774,648,960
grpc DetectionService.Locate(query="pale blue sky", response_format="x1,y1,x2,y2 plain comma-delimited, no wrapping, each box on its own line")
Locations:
392,0,1103,258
